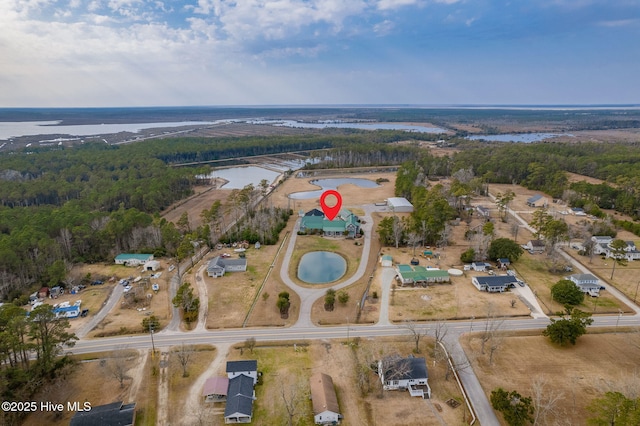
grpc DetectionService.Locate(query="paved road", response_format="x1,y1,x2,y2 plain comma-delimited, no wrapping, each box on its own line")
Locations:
75,284,123,339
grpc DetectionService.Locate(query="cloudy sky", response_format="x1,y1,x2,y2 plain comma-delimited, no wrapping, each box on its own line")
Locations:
1,0,639,107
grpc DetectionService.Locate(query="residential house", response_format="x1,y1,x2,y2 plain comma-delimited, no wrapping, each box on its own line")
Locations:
524,240,546,253
591,236,640,261
114,253,153,266
70,401,136,426
526,194,548,208
224,375,255,424
54,304,81,319
207,256,248,278
310,372,342,425
471,262,492,272
299,209,360,238
395,265,450,286
379,356,431,399
203,376,229,402
476,205,490,218
498,258,511,269
472,275,519,293
567,274,602,297
226,360,258,385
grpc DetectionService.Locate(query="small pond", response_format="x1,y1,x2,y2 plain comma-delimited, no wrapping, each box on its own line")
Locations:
289,177,380,199
466,133,573,143
297,251,347,284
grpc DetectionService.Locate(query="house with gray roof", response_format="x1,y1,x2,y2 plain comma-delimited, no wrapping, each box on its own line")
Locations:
226,360,258,384
379,356,430,398
472,275,519,293
526,194,548,208
70,401,136,426
224,375,255,424
567,273,602,297
207,256,248,278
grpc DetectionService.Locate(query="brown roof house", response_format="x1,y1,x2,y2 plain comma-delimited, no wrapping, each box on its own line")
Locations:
310,372,342,425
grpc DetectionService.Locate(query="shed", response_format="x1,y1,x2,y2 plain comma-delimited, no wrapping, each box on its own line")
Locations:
387,197,414,213
380,255,393,267
144,260,160,271
203,376,229,402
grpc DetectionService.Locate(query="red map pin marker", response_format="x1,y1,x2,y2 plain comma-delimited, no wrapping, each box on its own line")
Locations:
320,190,342,221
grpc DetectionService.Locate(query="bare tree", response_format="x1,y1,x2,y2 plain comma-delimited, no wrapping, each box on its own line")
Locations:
531,375,565,425
244,337,256,354
104,350,132,388
281,378,308,426
432,319,449,345
378,354,412,396
401,320,428,353
175,343,194,378
480,303,504,355
392,216,404,249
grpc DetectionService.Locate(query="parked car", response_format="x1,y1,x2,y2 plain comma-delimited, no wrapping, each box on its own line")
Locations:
91,280,104,285
80,309,89,317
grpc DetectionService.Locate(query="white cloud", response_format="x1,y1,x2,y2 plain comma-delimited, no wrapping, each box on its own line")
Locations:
377,0,419,11
373,19,395,35
597,19,640,28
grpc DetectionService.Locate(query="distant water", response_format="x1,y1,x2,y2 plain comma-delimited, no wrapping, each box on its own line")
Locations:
251,119,447,133
201,166,281,190
466,133,573,143
0,120,225,141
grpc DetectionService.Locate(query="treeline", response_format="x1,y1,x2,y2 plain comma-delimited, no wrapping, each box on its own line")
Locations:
451,141,640,217
308,143,427,169
220,206,291,245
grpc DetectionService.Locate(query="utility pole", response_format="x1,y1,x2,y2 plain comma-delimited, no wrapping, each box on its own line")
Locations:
150,324,156,358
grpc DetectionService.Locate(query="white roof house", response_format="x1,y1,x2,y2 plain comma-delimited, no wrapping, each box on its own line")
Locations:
387,197,414,213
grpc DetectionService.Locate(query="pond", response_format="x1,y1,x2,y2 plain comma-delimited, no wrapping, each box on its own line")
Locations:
289,178,380,199
297,251,347,284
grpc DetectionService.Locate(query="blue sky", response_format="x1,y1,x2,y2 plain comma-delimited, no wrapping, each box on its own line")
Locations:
1,0,639,107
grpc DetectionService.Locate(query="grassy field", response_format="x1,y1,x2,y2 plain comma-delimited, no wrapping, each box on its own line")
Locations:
462,331,640,425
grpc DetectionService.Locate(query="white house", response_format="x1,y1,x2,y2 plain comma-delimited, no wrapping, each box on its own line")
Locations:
226,360,258,385
472,275,518,293
471,262,491,272
476,205,491,218
591,236,640,261
567,274,602,297
207,256,248,278
114,253,153,266
310,373,342,425
524,240,546,253
224,375,255,424
379,356,431,399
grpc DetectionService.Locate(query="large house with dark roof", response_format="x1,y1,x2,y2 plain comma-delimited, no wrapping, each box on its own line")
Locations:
299,208,360,238
70,401,136,426
472,275,519,293
224,360,258,424
224,375,255,424
379,356,431,399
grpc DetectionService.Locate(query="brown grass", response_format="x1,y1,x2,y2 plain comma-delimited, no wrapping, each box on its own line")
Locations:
462,331,640,425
